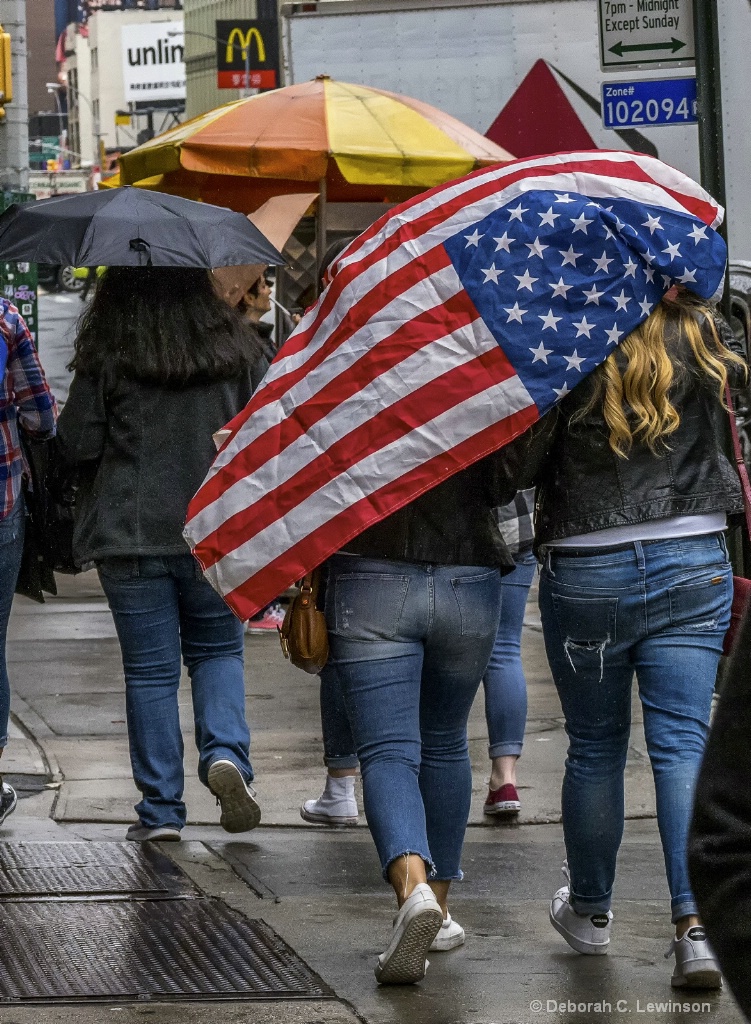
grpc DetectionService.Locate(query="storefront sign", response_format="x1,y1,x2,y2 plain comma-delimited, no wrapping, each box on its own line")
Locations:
215,19,279,90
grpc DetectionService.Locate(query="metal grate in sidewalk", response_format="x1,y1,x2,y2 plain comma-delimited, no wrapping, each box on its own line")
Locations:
0,898,331,1002
0,842,193,899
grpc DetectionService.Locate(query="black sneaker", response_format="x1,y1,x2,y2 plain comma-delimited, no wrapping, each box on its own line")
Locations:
0,781,18,825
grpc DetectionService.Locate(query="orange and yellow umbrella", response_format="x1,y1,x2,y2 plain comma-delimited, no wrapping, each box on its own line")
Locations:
118,76,514,211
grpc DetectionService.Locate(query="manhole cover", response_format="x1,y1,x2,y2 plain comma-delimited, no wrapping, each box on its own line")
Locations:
0,899,331,1002
0,842,193,899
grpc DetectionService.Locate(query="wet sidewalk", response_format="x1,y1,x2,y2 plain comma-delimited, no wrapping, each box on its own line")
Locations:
0,571,743,1024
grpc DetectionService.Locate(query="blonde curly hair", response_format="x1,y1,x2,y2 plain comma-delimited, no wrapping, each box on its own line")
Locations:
576,291,747,458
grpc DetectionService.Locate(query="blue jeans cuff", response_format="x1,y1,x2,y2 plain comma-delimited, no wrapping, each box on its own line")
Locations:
324,753,359,770
488,742,523,758
383,850,437,884
569,889,612,916
671,897,698,923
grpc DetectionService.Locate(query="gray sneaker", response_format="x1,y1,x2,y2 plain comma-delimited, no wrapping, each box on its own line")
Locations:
550,885,612,954
666,927,722,989
207,759,261,833
126,823,181,842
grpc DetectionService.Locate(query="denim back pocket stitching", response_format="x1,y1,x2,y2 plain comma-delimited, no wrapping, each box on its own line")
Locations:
331,572,410,639
667,571,732,634
450,570,501,638
550,594,618,684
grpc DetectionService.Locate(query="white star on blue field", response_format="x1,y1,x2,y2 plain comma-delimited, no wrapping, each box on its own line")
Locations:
443,189,726,414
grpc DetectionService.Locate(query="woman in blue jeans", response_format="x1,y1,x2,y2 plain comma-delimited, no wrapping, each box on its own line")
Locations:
524,291,745,988
302,491,538,828
482,488,537,817
0,300,57,825
317,440,544,986
57,267,263,842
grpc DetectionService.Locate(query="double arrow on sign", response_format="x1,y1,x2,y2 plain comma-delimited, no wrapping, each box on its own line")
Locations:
609,37,687,56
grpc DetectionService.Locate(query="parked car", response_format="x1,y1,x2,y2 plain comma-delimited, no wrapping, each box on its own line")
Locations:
36,265,85,293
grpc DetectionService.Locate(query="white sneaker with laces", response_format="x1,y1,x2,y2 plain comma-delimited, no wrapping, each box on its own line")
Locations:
666,926,722,989
207,759,261,833
300,774,359,826
430,913,465,951
375,883,443,984
549,885,612,954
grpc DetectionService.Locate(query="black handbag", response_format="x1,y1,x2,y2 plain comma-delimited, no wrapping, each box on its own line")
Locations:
14,437,82,604
15,438,58,603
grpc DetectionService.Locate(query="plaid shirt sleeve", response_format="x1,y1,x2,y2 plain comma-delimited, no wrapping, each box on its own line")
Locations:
4,300,58,438
495,486,536,557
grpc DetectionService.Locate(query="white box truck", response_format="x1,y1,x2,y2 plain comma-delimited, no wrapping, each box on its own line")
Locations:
281,0,751,308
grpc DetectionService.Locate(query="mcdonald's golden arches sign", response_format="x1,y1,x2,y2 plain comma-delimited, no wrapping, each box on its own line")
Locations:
215,19,279,90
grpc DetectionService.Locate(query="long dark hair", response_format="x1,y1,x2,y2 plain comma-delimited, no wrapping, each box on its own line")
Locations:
69,267,260,386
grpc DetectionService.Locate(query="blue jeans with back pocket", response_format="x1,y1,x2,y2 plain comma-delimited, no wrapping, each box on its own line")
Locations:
539,533,732,922
324,554,502,881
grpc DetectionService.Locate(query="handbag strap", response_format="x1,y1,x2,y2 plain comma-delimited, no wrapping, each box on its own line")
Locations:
724,381,751,537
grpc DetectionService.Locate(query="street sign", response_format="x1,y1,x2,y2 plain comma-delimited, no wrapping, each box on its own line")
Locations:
598,0,695,71
602,76,697,129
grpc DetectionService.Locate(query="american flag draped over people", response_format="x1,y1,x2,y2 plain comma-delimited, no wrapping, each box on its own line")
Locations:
185,150,728,620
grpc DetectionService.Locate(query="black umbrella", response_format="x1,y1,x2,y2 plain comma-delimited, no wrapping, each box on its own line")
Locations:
0,187,285,269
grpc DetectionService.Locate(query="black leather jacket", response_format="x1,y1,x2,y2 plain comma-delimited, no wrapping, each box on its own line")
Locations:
530,313,744,546
342,430,550,570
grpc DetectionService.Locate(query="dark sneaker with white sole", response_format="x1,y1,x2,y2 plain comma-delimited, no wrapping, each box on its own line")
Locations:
207,759,261,833
550,885,612,954
0,781,17,825
666,927,722,989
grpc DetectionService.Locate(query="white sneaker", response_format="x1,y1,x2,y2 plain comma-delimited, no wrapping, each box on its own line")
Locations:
430,913,465,951
375,883,443,984
550,885,612,954
300,774,359,826
207,759,261,833
126,823,181,842
666,927,722,989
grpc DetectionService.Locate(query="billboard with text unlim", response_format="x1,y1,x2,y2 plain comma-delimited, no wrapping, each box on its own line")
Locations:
121,21,186,102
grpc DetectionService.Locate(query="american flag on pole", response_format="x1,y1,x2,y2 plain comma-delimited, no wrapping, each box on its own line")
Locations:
186,150,727,620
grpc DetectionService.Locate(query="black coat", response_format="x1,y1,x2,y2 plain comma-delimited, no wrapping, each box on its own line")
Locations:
689,605,751,1018
56,369,255,565
531,314,744,545
343,419,554,570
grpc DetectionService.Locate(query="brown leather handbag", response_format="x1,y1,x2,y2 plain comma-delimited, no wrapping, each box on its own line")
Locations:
278,568,329,674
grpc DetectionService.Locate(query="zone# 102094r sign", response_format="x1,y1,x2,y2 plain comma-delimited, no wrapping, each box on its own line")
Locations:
598,0,695,71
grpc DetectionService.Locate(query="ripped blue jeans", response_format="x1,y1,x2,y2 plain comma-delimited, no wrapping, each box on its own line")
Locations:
538,533,732,923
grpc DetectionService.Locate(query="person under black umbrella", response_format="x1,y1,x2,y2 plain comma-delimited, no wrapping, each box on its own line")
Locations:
56,266,270,841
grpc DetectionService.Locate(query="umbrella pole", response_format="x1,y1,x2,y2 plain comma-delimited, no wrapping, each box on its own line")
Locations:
316,176,328,296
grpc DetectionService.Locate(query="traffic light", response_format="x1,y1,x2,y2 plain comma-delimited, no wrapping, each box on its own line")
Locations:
0,24,12,118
